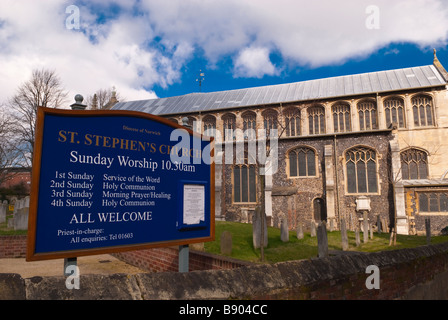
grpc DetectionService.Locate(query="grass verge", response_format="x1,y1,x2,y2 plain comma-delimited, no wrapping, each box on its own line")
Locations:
204,221,448,264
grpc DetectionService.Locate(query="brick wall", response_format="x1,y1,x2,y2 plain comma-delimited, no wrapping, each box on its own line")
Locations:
112,247,252,272
0,235,27,258
0,235,251,272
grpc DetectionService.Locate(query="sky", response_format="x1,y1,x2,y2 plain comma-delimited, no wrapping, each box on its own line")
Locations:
1,0,448,107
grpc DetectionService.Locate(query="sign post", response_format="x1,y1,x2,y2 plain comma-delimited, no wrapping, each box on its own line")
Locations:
62,94,88,276
27,107,214,262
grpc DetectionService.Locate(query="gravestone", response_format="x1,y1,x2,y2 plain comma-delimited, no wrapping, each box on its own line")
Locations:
317,222,328,258
14,196,30,231
370,223,373,240
355,228,361,247
252,206,268,249
7,217,14,228
381,218,388,233
363,212,369,243
0,201,6,224
220,231,232,255
296,223,304,240
329,218,334,232
340,218,349,251
310,220,316,237
376,215,382,234
280,218,289,242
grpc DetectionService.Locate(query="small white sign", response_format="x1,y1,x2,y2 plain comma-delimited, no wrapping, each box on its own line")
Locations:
183,184,205,225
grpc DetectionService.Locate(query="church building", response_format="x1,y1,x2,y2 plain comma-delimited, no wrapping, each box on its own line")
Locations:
113,52,448,235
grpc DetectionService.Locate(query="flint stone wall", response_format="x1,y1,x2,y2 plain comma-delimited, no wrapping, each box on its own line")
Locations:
2,242,448,300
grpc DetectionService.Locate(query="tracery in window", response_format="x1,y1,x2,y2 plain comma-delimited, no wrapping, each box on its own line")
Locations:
284,107,301,137
203,115,216,137
358,100,378,131
308,106,325,135
222,113,236,141
418,192,448,212
412,95,434,127
345,147,378,194
384,98,405,128
400,148,428,180
262,109,278,137
288,147,316,177
332,103,351,133
242,111,257,140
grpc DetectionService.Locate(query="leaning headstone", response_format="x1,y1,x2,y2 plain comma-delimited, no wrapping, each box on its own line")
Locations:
340,218,349,251
425,218,431,245
280,218,289,242
310,220,316,237
370,223,373,240
252,206,268,249
381,218,388,233
355,228,361,247
317,222,329,258
296,223,304,240
220,231,232,255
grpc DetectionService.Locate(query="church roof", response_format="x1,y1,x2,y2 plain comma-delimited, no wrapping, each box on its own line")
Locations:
112,64,447,116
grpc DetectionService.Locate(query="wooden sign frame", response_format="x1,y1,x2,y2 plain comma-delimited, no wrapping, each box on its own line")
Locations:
27,107,214,261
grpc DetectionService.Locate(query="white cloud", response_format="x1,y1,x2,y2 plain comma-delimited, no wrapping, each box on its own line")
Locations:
1,0,448,105
233,47,278,78
140,0,448,71
0,0,160,105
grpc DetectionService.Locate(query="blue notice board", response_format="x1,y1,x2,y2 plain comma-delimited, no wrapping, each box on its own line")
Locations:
27,108,214,261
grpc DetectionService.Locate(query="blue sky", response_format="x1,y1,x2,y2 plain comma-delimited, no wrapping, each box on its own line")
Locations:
1,0,448,105
159,43,446,98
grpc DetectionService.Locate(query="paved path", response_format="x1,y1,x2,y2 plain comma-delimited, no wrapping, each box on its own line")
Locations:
0,254,147,278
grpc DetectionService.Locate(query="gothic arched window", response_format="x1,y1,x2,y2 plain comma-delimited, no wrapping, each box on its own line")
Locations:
345,146,378,194
400,148,429,180
233,156,257,203
358,100,378,131
308,106,325,135
262,109,278,137
332,103,351,133
242,111,257,140
412,95,434,127
284,107,301,137
384,98,405,128
288,147,316,177
222,113,236,141
202,115,216,137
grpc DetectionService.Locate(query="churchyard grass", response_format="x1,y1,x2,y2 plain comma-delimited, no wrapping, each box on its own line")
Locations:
204,221,448,264
0,214,27,236
3,218,448,262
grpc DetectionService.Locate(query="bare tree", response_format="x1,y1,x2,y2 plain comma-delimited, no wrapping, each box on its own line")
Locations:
252,104,289,261
8,69,68,167
0,106,21,185
85,87,122,110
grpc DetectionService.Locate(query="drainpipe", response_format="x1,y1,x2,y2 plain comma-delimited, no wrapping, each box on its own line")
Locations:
333,134,341,227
